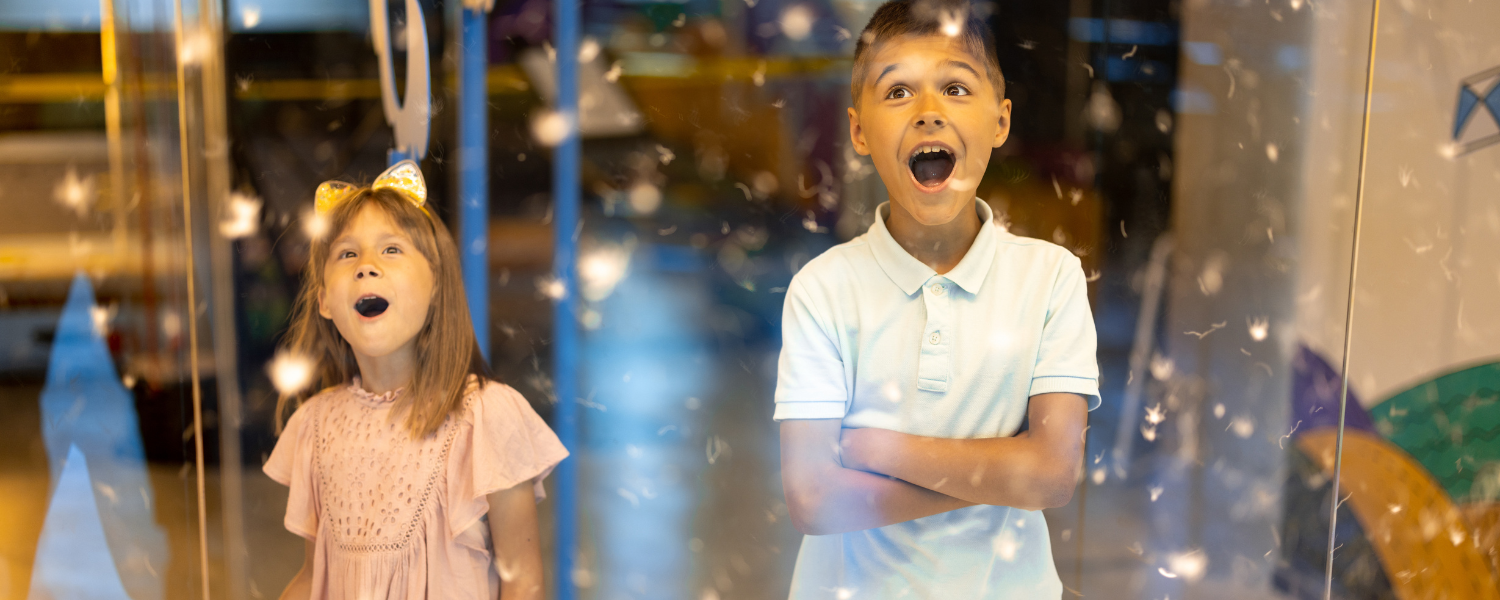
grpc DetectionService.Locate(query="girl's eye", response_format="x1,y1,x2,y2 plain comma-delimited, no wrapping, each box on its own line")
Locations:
946,84,971,96
339,250,356,259
383,246,401,254
886,87,912,100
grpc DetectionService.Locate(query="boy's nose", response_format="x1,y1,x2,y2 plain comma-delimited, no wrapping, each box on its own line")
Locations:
355,266,381,279
914,113,946,128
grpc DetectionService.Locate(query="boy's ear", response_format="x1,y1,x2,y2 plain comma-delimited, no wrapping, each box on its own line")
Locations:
847,107,871,156
993,98,1013,148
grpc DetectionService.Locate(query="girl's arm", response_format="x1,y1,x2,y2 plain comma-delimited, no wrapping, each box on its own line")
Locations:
839,392,1088,510
487,480,545,600
279,537,315,600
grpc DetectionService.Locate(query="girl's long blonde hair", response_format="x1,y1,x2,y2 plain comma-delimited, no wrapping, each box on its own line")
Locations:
274,186,491,439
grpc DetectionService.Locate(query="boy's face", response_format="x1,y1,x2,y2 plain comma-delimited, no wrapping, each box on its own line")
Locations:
849,34,1011,226
319,204,435,360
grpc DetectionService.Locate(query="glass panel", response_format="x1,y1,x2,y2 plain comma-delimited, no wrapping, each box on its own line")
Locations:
0,0,216,597
0,0,1400,598
1325,1,1500,598
1064,1,1372,597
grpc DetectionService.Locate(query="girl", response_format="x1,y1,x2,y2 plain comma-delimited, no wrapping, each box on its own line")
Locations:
264,161,568,599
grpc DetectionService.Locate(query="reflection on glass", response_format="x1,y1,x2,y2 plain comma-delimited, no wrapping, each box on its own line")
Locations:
32,274,168,599
1305,1,1500,598
1,0,216,596
13,0,1500,596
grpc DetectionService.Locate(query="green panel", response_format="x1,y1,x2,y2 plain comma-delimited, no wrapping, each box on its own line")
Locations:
1370,361,1500,502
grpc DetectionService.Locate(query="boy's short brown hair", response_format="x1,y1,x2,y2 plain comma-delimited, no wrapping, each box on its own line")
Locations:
851,0,1005,108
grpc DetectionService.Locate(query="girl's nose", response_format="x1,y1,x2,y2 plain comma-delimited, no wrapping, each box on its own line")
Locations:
355,266,380,279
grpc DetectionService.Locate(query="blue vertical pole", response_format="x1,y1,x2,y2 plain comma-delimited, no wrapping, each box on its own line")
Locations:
552,0,580,594
459,6,490,360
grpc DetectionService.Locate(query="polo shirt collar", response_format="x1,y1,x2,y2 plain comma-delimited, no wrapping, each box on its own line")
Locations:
869,199,998,296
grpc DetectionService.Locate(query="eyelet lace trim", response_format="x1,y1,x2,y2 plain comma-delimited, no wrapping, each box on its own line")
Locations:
311,390,462,554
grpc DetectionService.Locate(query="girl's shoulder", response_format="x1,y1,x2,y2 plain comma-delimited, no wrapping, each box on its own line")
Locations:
462,375,522,404
311,382,351,400
457,377,539,425
284,383,348,421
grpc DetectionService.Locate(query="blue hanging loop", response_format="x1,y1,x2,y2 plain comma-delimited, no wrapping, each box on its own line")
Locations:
370,0,432,165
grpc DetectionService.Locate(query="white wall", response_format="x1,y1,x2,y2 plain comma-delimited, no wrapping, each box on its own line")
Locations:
1296,0,1500,405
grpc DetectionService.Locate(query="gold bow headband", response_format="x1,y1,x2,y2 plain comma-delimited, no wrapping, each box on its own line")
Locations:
315,160,428,215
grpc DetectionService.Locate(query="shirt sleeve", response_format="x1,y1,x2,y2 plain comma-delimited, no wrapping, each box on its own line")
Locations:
773,274,850,421
263,399,320,539
446,381,570,540
1029,254,1102,411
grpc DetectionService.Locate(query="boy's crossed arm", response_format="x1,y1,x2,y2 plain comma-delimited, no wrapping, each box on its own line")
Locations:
841,392,1088,511
781,419,975,535
781,392,1087,536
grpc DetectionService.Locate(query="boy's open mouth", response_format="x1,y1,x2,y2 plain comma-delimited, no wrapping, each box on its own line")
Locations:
907,144,956,189
354,295,390,318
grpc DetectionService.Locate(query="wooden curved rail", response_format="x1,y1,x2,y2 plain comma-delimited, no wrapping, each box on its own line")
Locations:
1298,428,1499,599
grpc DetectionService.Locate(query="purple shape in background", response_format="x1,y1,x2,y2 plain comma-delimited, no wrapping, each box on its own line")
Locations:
1292,344,1376,434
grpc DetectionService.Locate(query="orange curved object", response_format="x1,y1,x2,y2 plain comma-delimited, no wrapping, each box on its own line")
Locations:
1298,429,1500,599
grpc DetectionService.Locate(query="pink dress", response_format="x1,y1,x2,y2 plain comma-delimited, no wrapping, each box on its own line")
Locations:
264,377,569,599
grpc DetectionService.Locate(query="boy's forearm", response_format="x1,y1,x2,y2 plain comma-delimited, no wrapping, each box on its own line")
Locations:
841,429,1073,510
790,462,975,535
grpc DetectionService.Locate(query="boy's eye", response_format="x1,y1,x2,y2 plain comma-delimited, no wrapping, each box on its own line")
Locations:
886,87,912,100
383,246,401,254
339,250,356,259
946,84,971,96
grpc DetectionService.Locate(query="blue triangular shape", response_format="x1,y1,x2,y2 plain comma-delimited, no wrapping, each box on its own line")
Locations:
44,273,120,390
1483,81,1500,134
37,272,167,598
27,444,132,600
1454,86,1480,140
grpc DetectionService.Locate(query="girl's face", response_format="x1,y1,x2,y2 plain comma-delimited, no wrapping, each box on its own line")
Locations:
318,204,435,360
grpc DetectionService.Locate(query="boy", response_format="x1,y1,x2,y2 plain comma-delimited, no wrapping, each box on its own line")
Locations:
774,0,1100,597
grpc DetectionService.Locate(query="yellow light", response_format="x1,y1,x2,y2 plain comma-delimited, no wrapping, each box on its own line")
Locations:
301,207,330,240
780,5,814,41
220,192,262,239
267,350,315,396
580,246,630,301
531,110,572,147
241,5,262,28
53,166,96,217
938,10,963,37
1247,316,1269,341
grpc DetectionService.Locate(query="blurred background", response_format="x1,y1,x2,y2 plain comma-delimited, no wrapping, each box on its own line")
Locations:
1,0,1497,598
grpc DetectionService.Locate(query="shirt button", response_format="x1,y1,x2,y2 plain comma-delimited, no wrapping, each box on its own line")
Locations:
929,332,941,345
930,283,946,296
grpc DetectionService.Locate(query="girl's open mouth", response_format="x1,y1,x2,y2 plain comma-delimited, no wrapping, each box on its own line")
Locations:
907,145,956,190
354,295,390,318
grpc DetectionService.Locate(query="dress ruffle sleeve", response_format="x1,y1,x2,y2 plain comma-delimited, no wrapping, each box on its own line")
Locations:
446,381,570,540
263,397,321,540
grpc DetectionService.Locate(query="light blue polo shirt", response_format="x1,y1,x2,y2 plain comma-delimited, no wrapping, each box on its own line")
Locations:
774,199,1100,599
